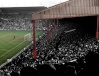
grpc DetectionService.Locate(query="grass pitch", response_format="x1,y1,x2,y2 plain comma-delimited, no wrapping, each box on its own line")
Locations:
0,30,43,65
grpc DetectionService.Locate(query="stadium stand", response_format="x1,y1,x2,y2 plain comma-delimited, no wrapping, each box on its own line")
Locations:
0,6,99,76
0,7,47,30
0,16,99,76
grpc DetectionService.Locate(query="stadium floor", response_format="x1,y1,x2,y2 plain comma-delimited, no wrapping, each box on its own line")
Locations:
0,30,43,65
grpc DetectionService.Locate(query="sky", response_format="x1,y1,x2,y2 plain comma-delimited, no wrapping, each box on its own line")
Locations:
0,0,68,7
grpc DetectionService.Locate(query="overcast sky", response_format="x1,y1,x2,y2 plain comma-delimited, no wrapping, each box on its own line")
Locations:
0,0,68,7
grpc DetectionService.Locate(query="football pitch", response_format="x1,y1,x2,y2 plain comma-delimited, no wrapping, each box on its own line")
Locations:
0,30,43,65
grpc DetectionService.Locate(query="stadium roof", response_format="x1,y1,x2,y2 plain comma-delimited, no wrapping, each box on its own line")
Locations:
32,0,99,20
0,7,47,14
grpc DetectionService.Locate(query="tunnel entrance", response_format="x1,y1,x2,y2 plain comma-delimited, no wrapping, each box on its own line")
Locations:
60,16,97,37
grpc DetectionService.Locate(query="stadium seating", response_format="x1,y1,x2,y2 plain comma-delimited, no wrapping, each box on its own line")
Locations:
0,16,99,76
0,14,32,30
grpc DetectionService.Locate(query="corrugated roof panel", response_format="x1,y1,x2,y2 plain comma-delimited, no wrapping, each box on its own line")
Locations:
32,0,99,20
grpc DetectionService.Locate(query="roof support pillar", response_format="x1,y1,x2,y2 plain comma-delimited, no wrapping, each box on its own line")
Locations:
54,19,57,35
32,20,37,59
46,20,50,41
56,19,58,34
96,16,99,40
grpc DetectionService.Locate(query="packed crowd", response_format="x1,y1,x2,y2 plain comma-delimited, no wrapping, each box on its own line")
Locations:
0,19,99,76
0,13,47,31
0,13,32,30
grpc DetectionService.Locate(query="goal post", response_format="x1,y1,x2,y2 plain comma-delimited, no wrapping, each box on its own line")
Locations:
24,33,32,41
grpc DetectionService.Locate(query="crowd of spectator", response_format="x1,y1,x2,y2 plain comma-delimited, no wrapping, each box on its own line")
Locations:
0,13,32,30
0,19,99,76
0,13,48,31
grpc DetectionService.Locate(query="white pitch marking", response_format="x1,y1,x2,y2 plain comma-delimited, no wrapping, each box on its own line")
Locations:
0,41,25,58
9,36,23,43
